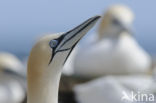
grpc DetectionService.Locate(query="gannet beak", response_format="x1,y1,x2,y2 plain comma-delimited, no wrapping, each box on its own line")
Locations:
55,16,100,52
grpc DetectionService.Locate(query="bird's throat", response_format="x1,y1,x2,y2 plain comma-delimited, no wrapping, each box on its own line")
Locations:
27,67,62,103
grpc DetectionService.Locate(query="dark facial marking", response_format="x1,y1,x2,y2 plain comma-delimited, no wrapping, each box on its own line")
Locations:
49,35,68,64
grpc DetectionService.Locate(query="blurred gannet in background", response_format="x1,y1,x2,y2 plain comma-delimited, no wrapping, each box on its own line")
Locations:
74,75,156,103
0,52,26,103
27,16,100,103
73,5,151,77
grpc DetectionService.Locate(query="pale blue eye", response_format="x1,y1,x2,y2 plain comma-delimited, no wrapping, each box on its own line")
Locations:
49,40,58,48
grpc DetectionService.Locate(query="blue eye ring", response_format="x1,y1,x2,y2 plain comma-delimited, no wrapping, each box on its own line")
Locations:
49,40,58,48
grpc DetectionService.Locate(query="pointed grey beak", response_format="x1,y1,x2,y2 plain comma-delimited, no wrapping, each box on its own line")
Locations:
48,16,100,64
56,16,101,52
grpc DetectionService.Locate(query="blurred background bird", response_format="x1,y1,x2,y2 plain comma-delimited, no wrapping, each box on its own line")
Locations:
0,52,26,103
73,4,152,77
74,75,156,103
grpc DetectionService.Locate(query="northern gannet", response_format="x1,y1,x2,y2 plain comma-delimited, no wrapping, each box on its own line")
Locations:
0,52,26,103
27,16,100,103
74,5,151,77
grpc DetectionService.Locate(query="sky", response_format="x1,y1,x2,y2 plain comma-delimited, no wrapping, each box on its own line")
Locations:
0,0,156,55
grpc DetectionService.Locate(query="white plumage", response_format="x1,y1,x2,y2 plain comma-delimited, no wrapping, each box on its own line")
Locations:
74,75,156,103
74,32,151,76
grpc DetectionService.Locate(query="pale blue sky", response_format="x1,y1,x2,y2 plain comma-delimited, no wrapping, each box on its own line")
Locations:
0,0,156,55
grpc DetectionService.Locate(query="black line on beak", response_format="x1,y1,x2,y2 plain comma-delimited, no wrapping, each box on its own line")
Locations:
48,21,91,65
59,17,100,49
63,38,81,65
48,16,100,65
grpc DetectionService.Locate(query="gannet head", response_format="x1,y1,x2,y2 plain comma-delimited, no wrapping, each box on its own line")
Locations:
98,4,134,39
28,16,100,77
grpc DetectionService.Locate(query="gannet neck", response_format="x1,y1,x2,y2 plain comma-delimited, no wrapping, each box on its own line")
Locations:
27,65,62,103
27,45,66,103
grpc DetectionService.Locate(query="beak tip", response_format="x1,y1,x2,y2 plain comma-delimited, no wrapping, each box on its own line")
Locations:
89,15,101,26
93,15,101,20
